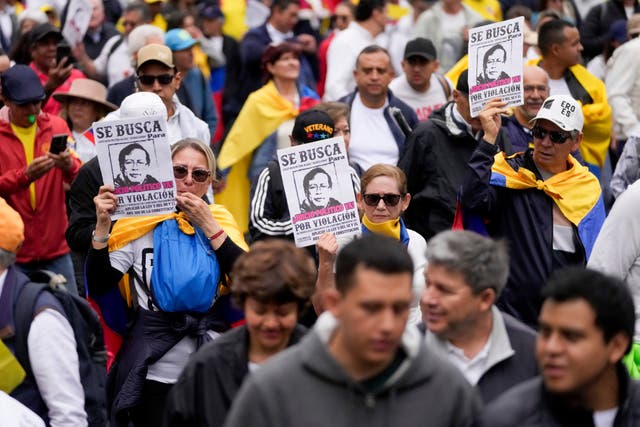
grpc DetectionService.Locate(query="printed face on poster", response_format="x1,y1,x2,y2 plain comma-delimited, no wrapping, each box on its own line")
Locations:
468,17,525,117
94,115,177,219
278,137,361,247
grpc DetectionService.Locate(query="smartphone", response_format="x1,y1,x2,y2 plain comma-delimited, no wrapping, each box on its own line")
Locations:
50,134,68,155
56,43,76,66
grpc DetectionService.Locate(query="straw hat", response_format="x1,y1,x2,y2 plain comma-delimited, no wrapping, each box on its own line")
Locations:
53,78,117,112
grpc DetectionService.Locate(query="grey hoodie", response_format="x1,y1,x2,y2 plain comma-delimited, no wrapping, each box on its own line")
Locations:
224,312,482,427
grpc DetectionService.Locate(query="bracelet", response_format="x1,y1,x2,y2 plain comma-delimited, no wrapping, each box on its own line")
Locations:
92,230,111,243
208,229,225,241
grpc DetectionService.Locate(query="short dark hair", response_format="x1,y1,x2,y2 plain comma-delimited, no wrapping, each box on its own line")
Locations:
303,167,332,192
538,19,574,56
355,44,390,69
542,267,635,353
231,239,316,311
124,1,151,23
355,0,386,21
483,44,507,67
119,143,150,167
335,234,414,294
271,0,300,13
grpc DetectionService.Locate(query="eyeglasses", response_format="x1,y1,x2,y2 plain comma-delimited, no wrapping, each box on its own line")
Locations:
332,14,350,22
532,126,573,144
173,165,211,182
137,73,175,86
362,193,402,207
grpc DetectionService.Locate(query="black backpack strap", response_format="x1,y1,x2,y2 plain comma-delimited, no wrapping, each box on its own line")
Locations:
435,73,452,99
106,35,124,60
13,281,48,378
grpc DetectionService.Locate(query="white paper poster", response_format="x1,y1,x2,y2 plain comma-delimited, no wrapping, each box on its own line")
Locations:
468,17,525,117
278,137,361,247
94,115,176,219
62,0,92,47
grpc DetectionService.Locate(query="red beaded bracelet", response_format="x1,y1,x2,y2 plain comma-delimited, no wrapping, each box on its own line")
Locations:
208,229,225,241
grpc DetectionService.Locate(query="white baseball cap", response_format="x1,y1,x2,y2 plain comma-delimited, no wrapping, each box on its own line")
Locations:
530,94,584,132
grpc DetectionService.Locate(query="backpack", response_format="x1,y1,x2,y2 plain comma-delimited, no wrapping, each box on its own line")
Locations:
13,270,108,427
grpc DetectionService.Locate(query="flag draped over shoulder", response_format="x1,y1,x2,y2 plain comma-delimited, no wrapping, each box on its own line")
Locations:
490,151,605,257
216,80,319,232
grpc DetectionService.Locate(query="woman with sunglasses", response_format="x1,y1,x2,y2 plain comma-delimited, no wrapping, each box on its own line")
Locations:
215,41,320,233
86,138,248,427
164,239,315,426
315,164,427,324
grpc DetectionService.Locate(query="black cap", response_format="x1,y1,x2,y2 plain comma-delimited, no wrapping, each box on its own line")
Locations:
456,69,470,94
1,64,46,105
403,37,437,61
198,2,224,19
29,23,63,45
291,110,335,144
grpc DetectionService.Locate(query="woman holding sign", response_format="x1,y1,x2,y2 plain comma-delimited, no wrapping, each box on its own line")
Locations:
86,138,248,427
315,164,427,324
215,41,320,233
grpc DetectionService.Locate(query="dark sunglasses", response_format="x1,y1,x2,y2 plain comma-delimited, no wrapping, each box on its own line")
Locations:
362,193,402,207
532,126,572,144
173,165,211,183
137,73,174,86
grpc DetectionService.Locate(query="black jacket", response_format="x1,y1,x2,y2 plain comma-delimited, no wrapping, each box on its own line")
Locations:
581,0,640,60
476,364,640,426
162,324,307,427
399,102,505,240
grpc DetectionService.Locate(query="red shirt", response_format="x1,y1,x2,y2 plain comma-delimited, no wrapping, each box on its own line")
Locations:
30,62,86,116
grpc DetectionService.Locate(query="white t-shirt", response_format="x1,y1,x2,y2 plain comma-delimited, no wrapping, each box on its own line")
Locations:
93,35,133,88
445,336,492,386
0,391,45,427
593,408,618,427
348,94,398,170
110,232,220,383
548,77,571,96
389,74,449,121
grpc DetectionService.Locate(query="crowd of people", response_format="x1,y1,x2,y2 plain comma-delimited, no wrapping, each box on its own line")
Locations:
1,0,640,426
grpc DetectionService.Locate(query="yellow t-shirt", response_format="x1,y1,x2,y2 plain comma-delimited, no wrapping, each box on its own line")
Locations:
11,122,37,209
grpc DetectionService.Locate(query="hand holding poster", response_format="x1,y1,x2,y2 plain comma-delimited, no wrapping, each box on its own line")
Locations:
278,137,361,247
468,17,524,117
94,115,177,219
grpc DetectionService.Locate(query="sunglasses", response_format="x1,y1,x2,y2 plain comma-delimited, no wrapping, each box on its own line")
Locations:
137,73,175,86
173,165,211,183
362,193,402,207
531,126,572,144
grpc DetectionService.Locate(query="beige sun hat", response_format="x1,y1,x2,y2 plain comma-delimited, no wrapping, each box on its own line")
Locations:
53,78,117,112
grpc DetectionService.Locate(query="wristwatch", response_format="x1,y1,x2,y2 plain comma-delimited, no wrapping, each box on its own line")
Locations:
92,230,110,243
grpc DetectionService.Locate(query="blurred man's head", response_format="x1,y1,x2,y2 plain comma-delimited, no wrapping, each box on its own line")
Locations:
538,19,583,68
325,234,414,380
516,65,550,124
401,38,439,92
422,231,509,341
354,45,393,108
537,268,634,402
453,69,481,132
268,0,300,33
165,28,196,73
122,2,151,37
333,1,355,31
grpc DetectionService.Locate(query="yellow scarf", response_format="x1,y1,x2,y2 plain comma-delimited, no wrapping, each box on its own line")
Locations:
491,152,601,225
109,204,248,252
361,214,402,241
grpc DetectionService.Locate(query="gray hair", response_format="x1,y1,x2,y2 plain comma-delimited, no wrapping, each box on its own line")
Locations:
426,230,509,296
128,24,165,57
0,248,16,270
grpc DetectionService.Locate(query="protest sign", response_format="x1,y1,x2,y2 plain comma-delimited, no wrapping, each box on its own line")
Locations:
468,17,524,117
94,115,176,219
62,0,92,47
278,137,361,247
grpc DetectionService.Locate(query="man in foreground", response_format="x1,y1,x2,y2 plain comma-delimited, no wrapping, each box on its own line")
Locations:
224,234,480,427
